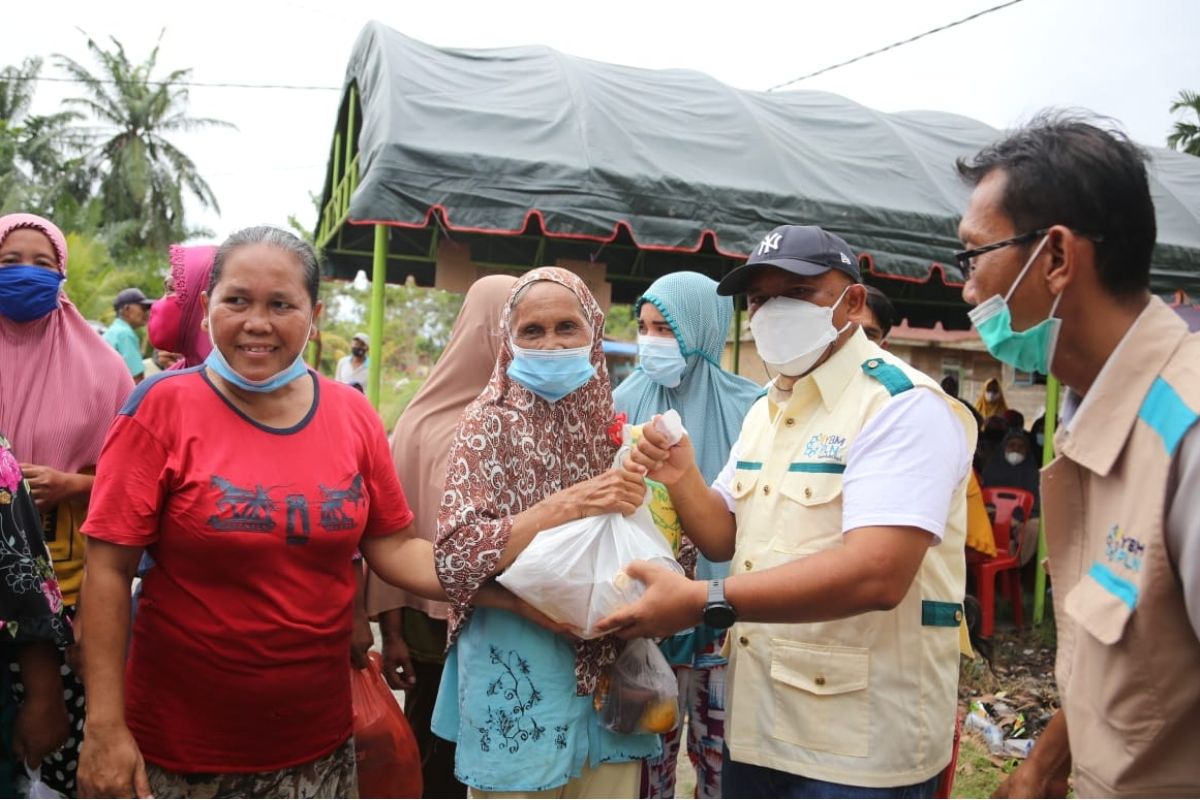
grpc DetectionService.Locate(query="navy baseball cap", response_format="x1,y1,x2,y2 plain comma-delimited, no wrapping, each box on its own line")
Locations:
113,287,154,310
717,225,862,296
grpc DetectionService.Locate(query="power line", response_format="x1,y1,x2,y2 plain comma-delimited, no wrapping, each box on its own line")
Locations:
20,75,341,92
765,0,1027,92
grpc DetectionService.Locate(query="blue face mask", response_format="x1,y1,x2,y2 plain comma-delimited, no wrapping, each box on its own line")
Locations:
506,342,596,403
637,334,687,388
204,341,311,393
0,265,64,322
968,235,1062,375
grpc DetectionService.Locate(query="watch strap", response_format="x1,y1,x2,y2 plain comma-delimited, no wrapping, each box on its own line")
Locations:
706,578,724,606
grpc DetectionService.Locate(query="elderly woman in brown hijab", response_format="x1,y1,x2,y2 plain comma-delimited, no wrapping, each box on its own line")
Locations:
429,267,658,798
365,274,516,798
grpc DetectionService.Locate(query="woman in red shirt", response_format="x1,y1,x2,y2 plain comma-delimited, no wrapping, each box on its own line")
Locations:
77,226,459,798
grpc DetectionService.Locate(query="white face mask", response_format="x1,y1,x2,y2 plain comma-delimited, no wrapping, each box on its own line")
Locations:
1005,451,1026,467
750,287,852,377
986,389,1000,402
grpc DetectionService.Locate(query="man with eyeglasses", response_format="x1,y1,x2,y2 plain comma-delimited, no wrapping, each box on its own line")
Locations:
956,112,1200,799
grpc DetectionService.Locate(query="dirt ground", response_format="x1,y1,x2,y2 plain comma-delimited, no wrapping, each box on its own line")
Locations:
953,623,1060,798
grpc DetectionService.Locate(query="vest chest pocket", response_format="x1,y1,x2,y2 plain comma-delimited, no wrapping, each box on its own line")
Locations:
769,639,870,758
1063,561,1162,744
779,471,843,506
1064,562,1136,646
770,473,845,555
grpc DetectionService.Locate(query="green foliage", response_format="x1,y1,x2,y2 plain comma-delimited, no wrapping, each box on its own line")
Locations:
313,277,464,428
1167,90,1200,157
379,376,427,430
62,231,168,323
604,303,638,341
0,57,93,220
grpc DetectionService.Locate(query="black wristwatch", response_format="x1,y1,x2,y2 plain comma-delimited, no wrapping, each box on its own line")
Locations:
702,578,737,630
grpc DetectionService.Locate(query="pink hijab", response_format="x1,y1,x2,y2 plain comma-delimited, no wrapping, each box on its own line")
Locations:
0,214,134,471
166,244,216,368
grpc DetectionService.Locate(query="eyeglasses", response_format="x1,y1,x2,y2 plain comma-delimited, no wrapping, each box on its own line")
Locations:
953,229,1049,278
955,228,1105,278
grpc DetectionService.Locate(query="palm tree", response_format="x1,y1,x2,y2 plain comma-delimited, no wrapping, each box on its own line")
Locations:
55,32,234,252
0,57,91,216
1167,90,1200,157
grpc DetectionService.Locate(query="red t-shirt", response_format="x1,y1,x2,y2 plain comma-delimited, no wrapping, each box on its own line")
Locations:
83,368,413,772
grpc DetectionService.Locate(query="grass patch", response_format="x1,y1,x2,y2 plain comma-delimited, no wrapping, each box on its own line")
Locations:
952,734,1017,798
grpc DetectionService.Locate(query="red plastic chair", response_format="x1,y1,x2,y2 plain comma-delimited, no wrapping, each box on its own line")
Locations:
971,487,1035,638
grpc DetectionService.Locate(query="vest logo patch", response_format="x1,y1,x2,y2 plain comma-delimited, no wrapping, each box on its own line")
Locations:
1105,524,1145,574
803,433,846,461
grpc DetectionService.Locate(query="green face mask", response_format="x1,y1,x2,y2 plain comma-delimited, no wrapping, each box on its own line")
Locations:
968,235,1063,375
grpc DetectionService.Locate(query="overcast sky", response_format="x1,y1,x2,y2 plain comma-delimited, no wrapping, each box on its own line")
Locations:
9,0,1198,244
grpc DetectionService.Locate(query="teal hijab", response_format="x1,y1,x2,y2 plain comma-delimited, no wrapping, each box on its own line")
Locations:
614,271,762,582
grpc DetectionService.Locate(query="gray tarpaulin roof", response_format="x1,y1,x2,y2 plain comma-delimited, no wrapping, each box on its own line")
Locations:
318,21,1200,309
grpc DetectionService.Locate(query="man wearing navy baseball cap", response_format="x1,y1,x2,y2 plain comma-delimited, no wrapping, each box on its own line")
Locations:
601,224,976,797
103,287,154,382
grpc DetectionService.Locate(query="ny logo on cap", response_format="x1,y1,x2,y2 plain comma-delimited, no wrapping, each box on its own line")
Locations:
756,232,782,256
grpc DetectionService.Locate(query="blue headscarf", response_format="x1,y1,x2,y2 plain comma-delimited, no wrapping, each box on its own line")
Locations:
614,271,762,583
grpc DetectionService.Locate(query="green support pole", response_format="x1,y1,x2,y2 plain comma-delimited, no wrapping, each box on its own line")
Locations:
1033,375,1060,624
345,86,357,177
368,224,387,410
331,133,341,195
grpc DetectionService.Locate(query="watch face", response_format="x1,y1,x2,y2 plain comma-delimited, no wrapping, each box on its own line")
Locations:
704,603,736,630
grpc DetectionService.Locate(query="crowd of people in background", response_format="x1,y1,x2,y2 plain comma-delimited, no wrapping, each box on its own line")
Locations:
0,112,1196,800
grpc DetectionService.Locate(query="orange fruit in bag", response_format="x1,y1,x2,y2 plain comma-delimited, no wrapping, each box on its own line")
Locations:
594,675,610,712
639,699,678,733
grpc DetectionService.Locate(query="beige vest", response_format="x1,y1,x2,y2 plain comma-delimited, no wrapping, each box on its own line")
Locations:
724,330,975,787
1043,297,1200,798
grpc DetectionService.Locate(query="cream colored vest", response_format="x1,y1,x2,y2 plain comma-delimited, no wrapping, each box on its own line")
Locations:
724,331,975,788
1043,298,1200,798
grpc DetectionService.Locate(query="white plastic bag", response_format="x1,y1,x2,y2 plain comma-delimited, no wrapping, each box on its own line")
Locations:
497,502,682,638
594,638,679,735
497,420,684,638
21,765,64,799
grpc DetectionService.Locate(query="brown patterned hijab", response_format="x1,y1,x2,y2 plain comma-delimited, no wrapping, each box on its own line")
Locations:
435,267,620,694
